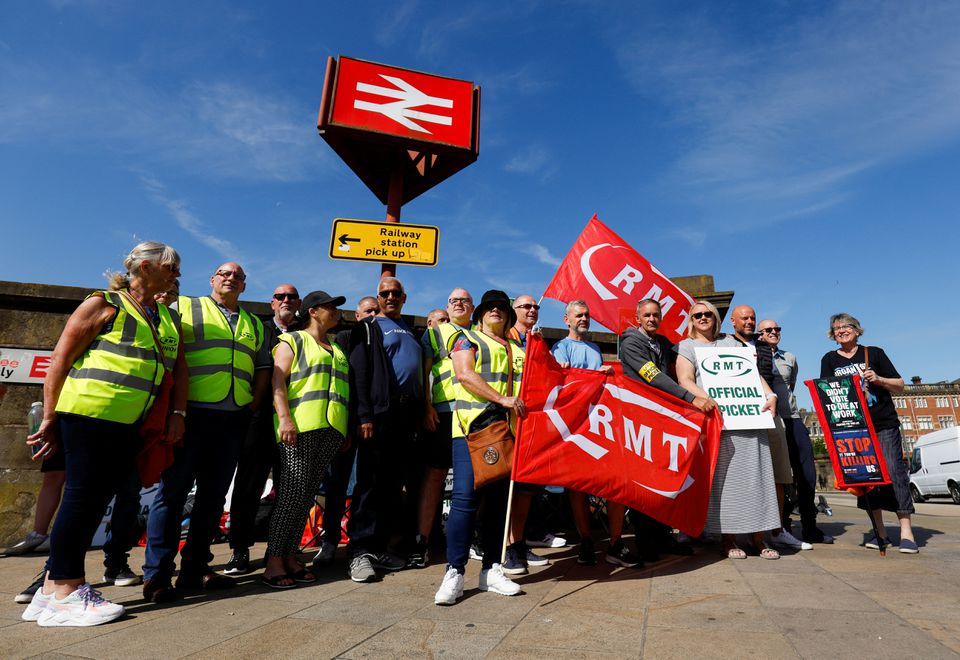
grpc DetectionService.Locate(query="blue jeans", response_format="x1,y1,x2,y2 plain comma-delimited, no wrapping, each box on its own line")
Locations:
102,466,143,570
445,437,508,572
47,415,141,580
143,407,247,580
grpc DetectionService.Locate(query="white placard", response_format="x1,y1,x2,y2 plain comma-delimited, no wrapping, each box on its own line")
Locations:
0,347,52,384
694,346,775,431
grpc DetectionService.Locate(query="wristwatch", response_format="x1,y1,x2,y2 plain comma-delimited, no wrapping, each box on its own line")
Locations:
171,409,187,419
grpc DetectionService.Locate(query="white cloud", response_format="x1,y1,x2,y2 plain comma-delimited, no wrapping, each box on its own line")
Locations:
0,55,330,183
529,243,561,267
610,1,960,217
503,144,554,177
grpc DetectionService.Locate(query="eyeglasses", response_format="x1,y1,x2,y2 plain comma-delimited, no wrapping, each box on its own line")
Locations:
273,293,299,301
760,327,782,334
215,270,245,281
833,324,855,332
448,297,472,305
692,311,714,320
515,303,540,311
378,289,403,299
161,263,181,277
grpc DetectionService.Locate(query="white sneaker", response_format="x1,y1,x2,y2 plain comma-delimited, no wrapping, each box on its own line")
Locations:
434,567,465,606
21,588,53,622
478,564,521,596
36,584,125,627
770,529,813,551
526,533,567,548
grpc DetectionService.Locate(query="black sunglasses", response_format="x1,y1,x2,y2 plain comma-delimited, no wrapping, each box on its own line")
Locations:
378,289,403,299
515,303,540,311
692,311,714,320
760,327,782,334
273,293,299,301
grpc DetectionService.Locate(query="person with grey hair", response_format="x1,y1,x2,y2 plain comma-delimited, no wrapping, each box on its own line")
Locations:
820,313,916,553
22,241,186,626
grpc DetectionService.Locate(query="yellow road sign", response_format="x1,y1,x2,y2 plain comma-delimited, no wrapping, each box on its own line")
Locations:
328,218,439,267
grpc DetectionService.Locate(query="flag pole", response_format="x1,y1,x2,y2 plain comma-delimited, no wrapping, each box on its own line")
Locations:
501,478,517,564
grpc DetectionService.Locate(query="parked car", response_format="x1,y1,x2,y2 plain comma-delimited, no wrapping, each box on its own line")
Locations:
909,428,960,504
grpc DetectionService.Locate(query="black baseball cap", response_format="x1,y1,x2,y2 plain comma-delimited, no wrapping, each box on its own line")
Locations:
300,290,346,311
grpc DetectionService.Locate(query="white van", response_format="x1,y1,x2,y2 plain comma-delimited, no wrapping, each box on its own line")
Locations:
909,428,960,504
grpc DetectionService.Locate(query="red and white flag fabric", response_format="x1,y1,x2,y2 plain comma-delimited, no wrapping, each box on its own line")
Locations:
542,215,694,343
513,335,722,537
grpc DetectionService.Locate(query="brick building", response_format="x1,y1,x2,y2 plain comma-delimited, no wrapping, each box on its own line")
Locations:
894,377,960,452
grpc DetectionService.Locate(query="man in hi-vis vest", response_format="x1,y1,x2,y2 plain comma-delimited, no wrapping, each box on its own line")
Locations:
142,262,269,602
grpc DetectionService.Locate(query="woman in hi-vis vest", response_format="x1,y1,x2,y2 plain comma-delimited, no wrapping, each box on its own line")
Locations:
262,290,349,588
23,241,187,627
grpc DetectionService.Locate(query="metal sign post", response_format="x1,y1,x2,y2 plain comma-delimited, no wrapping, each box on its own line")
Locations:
318,55,480,279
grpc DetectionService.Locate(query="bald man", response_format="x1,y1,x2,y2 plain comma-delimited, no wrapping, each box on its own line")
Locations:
144,262,270,602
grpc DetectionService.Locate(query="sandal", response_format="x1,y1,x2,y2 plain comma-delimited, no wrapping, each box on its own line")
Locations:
291,568,317,584
261,573,296,589
725,547,747,560
759,547,780,560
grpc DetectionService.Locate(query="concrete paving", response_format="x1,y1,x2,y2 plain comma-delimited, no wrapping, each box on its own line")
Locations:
3,493,960,659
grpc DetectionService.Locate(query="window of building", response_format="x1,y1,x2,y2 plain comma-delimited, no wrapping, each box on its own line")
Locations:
894,398,905,409
901,417,913,430
936,397,950,408
939,416,956,429
917,416,934,430
904,436,916,453
915,398,928,408
954,397,959,407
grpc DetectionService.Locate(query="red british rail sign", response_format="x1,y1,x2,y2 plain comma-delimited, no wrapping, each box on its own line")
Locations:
318,56,480,205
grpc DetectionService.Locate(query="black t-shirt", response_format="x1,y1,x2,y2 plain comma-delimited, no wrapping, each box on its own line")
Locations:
819,345,901,430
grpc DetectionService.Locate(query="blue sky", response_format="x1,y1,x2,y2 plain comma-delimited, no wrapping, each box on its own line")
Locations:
2,1,959,406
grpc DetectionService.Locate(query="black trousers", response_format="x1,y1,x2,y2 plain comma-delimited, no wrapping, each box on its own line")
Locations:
783,417,818,528
321,439,358,546
347,398,422,557
228,408,279,551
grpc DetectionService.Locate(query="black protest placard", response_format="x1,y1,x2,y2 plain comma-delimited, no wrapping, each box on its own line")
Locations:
804,375,891,490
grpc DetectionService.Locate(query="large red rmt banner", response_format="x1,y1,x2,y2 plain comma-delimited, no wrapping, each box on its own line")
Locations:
514,336,722,536
543,215,694,343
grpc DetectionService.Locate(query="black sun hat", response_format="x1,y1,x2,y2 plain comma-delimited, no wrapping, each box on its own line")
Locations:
472,289,516,327
300,290,346,312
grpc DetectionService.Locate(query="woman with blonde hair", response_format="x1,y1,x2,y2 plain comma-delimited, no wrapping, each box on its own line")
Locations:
23,241,186,626
675,300,782,559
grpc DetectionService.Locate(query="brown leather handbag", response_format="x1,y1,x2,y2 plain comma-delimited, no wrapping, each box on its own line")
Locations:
465,340,516,489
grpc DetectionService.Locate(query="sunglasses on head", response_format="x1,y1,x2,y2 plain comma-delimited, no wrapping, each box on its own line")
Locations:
378,289,403,299
692,311,714,320
273,293,299,301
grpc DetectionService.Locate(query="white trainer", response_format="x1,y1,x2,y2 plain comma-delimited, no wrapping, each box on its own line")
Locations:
36,584,125,627
478,564,521,596
21,588,53,622
526,533,567,548
770,529,813,551
434,567,465,606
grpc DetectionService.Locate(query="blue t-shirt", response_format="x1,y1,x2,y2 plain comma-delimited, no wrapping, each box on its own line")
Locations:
551,337,603,371
376,316,423,398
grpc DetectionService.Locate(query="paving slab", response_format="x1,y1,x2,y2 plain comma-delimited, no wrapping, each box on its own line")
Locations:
2,498,960,658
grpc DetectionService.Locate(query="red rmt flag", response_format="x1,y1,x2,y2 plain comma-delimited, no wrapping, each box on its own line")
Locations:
514,335,722,537
543,215,694,343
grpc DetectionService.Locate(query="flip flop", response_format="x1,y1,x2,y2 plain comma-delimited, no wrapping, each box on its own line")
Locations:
725,547,747,560
291,568,317,584
760,548,780,560
261,573,296,589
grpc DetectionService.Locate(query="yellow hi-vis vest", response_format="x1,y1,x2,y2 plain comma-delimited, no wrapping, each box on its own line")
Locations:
178,295,263,406
57,291,180,424
426,323,469,413
452,329,524,438
274,331,350,437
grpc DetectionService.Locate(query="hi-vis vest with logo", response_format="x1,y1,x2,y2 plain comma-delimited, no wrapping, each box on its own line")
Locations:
453,330,524,438
57,291,180,424
428,323,469,413
178,296,263,406
274,331,349,437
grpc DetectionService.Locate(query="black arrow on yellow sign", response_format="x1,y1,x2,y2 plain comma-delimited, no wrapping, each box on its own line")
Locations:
338,234,361,247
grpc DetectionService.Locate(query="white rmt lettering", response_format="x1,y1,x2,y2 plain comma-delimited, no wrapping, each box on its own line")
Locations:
609,265,643,295
662,433,688,472
623,419,652,461
588,404,614,442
